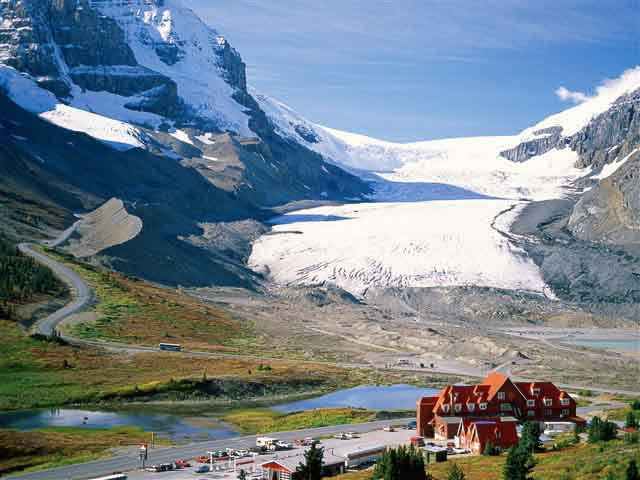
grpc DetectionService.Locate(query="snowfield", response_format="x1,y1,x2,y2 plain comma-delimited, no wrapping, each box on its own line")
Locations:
249,200,549,296
250,67,640,297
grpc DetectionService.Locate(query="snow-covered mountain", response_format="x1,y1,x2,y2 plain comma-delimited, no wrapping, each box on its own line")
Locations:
1,0,639,303
249,68,640,299
0,0,369,286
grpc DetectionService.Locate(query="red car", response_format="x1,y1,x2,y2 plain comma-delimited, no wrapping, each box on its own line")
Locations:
175,460,191,468
194,456,210,464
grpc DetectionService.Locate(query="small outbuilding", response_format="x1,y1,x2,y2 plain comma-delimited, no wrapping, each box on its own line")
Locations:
261,452,345,480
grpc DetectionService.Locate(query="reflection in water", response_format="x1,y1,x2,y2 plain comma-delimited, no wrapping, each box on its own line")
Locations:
272,384,439,413
0,408,238,442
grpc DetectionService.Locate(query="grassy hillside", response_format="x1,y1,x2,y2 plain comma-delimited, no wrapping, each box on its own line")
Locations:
0,426,158,476
0,317,379,411
337,440,640,480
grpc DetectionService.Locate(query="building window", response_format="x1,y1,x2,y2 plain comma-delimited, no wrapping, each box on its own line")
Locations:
532,388,541,395
527,410,535,417
561,398,570,406
479,403,487,410
442,404,450,413
497,392,506,400
562,409,569,416
500,403,512,411
467,403,475,412
496,431,502,439
454,403,462,412
545,409,552,416
543,398,552,407
527,399,535,407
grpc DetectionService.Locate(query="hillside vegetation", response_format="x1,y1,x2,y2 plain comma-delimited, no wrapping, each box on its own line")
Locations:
337,440,640,480
0,237,64,318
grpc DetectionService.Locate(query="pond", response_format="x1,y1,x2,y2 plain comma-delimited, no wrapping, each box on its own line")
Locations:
561,338,639,352
0,385,436,439
272,384,440,413
0,408,239,442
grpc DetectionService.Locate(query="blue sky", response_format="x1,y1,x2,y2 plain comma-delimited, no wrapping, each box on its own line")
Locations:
186,0,638,142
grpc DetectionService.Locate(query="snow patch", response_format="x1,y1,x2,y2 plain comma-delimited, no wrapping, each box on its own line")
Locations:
592,148,639,180
0,66,145,150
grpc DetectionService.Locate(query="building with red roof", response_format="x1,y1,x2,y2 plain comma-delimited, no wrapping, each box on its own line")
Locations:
456,418,519,454
416,372,584,438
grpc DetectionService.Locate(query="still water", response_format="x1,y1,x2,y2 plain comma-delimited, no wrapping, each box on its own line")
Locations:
0,384,435,440
561,338,639,351
0,408,238,442
273,384,440,413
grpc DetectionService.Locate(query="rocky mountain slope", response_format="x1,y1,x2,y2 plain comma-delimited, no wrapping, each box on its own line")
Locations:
0,0,369,286
251,68,640,312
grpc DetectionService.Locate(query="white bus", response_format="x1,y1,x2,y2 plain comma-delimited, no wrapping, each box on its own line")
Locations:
343,445,385,468
87,474,127,480
159,343,182,352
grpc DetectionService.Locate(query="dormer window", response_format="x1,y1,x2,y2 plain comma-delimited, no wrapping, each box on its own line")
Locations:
561,398,570,406
442,404,450,413
527,399,535,407
543,398,552,407
532,388,541,395
454,403,462,412
479,402,488,410
497,392,506,400
467,403,475,412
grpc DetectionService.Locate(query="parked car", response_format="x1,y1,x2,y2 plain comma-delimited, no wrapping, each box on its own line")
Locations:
345,432,359,439
383,426,395,432
405,421,417,430
175,459,191,468
334,433,348,440
275,440,293,450
453,447,469,455
194,465,210,473
194,456,210,464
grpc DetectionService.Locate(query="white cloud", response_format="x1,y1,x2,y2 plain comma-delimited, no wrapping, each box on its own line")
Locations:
555,86,588,103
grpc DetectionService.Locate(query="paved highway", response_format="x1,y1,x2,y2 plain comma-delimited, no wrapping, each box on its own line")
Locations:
8,419,406,480
17,243,92,336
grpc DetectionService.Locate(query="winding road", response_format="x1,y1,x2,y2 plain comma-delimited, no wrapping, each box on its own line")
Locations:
17,243,92,337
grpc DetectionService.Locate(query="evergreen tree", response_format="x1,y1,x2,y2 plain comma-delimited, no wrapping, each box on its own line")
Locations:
520,422,542,453
237,470,247,480
626,411,638,429
627,460,639,480
588,416,618,442
373,445,428,480
483,441,497,456
296,441,324,480
447,463,466,480
503,444,536,480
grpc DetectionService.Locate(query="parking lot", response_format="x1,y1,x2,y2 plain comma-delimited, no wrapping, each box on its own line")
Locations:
125,426,432,480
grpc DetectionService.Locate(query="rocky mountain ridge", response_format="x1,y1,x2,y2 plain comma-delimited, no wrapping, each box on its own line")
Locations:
0,0,369,286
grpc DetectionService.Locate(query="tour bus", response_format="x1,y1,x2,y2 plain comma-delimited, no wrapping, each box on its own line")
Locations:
158,343,182,352
88,474,127,480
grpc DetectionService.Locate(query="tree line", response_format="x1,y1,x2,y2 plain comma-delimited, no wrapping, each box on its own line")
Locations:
0,236,62,319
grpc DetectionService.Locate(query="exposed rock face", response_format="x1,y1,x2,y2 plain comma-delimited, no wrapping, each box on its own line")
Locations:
0,0,71,97
568,152,640,246
570,89,640,170
0,0,180,113
214,36,247,94
66,197,143,258
500,127,564,163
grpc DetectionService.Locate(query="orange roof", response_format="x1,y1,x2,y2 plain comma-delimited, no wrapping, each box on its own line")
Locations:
483,372,511,400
